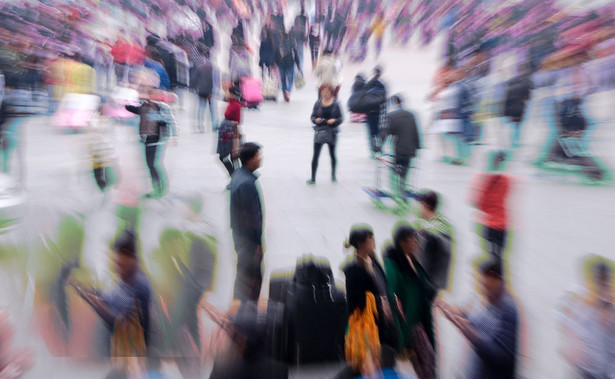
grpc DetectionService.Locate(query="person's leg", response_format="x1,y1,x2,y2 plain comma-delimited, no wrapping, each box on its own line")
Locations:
232,234,262,302
297,42,304,72
366,112,380,154
196,95,206,133
279,66,288,94
144,137,162,196
512,121,522,148
219,154,235,177
94,167,107,192
310,142,324,182
327,142,337,181
208,96,218,130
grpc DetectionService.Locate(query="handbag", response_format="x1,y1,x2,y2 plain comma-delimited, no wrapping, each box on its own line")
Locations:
295,72,306,89
314,127,337,144
409,324,436,379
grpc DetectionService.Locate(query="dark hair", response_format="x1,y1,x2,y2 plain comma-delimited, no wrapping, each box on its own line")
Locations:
239,142,262,166
390,94,403,106
393,225,417,251
419,190,439,212
373,66,382,77
149,50,162,63
594,261,611,283
344,226,374,250
113,229,137,258
492,151,507,170
479,257,503,279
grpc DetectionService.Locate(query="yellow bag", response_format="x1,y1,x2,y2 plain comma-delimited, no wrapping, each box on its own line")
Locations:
345,292,381,370
111,307,146,376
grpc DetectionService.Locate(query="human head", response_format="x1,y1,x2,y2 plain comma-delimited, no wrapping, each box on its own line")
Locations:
393,224,418,257
112,229,138,282
593,261,612,296
373,66,382,79
228,85,241,100
345,225,375,256
239,142,262,171
390,94,403,107
319,84,334,101
478,257,505,303
489,150,508,172
418,190,439,220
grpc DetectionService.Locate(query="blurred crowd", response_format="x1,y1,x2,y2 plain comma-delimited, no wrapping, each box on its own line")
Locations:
0,0,614,378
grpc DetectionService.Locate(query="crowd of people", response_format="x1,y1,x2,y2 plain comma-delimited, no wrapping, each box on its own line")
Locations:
0,0,614,378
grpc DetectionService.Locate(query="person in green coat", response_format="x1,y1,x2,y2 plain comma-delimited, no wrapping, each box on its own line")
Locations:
384,224,437,371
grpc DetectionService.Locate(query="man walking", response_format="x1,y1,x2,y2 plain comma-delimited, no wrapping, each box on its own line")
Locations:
438,257,518,379
230,143,265,302
365,66,387,155
380,94,421,197
190,46,218,133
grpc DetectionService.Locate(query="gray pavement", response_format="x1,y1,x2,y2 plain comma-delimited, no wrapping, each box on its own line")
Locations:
1,33,614,378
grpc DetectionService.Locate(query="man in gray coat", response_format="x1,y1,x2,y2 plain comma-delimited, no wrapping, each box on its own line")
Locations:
380,94,422,196
190,46,218,133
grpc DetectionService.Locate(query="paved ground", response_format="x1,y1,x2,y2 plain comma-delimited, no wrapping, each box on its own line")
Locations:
1,31,614,378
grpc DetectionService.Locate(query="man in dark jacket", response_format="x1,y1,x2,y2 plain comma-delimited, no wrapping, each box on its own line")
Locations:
230,143,264,302
380,94,422,197
277,31,302,102
365,66,387,156
502,67,533,148
438,258,518,379
190,47,217,133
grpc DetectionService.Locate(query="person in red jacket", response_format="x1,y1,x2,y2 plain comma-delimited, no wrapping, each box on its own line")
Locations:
470,151,512,263
217,85,243,188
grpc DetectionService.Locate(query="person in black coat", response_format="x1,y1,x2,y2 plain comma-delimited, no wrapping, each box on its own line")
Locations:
337,225,398,378
307,85,343,185
365,66,387,156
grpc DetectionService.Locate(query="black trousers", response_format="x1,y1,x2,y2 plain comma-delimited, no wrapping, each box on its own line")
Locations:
311,142,336,181
232,233,263,302
366,111,381,152
219,154,238,177
144,136,164,194
93,167,113,192
394,154,412,193
483,225,507,260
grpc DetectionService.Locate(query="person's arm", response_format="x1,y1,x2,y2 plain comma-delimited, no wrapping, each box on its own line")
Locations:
294,44,301,72
345,266,366,314
327,102,344,127
464,305,518,369
70,282,118,326
311,102,323,126
125,104,141,114
384,258,402,318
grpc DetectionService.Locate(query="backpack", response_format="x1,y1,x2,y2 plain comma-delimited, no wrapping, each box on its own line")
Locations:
557,98,586,133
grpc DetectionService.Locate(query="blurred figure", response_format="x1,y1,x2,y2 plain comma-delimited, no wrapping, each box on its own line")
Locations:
415,191,454,296
308,22,322,70
276,31,302,102
339,225,397,379
259,16,276,80
365,67,387,156
438,257,519,379
370,12,387,58
384,225,436,379
144,50,171,91
230,142,264,303
125,88,178,199
70,230,152,378
190,46,218,133
207,302,288,379
217,85,242,183
314,49,341,98
307,84,343,185
470,151,511,264
560,259,615,379
502,64,533,148
380,94,422,198
292,6,309,72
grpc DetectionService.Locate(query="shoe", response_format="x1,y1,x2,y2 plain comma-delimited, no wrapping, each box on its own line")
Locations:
331,175,337,183
284,92,290,102
306,179,315,185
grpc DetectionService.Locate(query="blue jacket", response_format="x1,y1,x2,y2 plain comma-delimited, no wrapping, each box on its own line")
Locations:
230,168,263,245
145,59,171,91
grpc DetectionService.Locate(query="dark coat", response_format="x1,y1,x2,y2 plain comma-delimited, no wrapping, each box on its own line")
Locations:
230,168,263,245
383,247,435,352
190,59,214,96
342,258,398,348
382,108,422,157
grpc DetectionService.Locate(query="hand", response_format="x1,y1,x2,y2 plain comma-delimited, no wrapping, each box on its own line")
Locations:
326,119,336,125
315,118,323,124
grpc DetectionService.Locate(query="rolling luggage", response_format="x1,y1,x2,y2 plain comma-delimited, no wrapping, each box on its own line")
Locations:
240,77,264,109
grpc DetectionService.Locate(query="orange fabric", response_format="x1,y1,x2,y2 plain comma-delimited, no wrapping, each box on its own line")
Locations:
345,292,380,371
